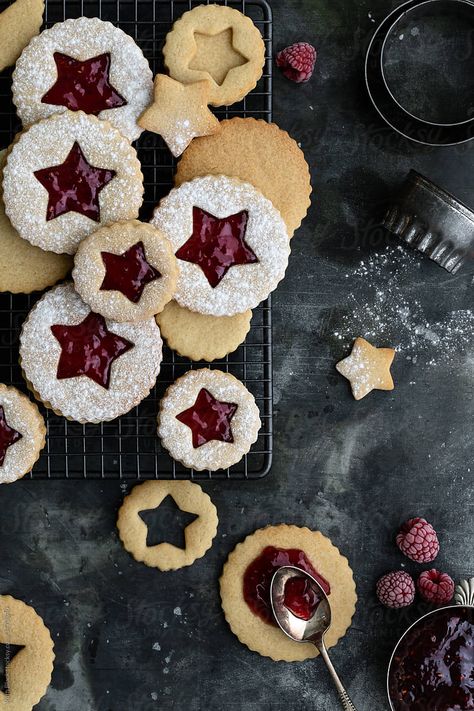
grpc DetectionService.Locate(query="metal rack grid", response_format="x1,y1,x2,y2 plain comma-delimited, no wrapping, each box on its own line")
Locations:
0,0,273,479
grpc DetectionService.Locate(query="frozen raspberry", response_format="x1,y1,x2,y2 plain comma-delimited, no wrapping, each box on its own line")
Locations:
376,571,415,608
275,42,317,83
396,517,440,563
417,569,454,605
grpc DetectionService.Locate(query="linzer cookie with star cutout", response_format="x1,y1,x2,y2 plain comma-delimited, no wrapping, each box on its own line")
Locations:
19,283,162,423
158,369,261,471
0,384,45,484
73,220,178,322
12,17,153,141
150,175,290,316
3,111,143,255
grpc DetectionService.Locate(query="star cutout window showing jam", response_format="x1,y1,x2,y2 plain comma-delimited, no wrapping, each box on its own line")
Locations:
0,406,22,467
41,52,127,115
176,388,238,448
100,241,161,303
0,642,25,694
34,141,116,222
176,207,258,288
139,495,198,549
51,311,134,389
243,546,331,625
189,29,247,86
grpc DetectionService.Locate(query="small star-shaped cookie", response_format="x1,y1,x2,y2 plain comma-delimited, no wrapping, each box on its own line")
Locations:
336,337,395,400
138,75,220,157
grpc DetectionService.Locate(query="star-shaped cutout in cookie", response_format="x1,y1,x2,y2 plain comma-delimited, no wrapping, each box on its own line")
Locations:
51,312,134,389
0,642,25,694
138,75,220,157
100,241,161,304
41,52,127,115
336,337,395,400
139,495,198,549
176,388,238,448
34,141,116,222
0,406,22,467
176,206,258,288
189,28,248,86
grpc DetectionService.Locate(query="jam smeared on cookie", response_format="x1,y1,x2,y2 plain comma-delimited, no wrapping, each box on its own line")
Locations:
42,52,127,115
34,142,116,222
176,207,258,287
389,607,474,711
243,546,330,625
283,576,323,621
0,642,25,694
51,311,133,389
176,387,238,448
100,241,161,303
0,406,22,466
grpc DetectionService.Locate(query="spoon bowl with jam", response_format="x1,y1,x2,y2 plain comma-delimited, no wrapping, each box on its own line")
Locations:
271,565,358,710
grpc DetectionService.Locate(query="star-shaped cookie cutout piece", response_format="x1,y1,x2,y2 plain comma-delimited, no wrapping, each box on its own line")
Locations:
336,337,395,400
189,28,247,86
138,75,220,157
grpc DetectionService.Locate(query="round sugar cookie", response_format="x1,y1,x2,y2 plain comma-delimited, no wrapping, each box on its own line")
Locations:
13,17,153,141
3,111,144,255
156,301,252,361
0,595,54,710
117,480,218,570
220,525,357,661
163,4,265,107
175,118,312,237
0,147,71,293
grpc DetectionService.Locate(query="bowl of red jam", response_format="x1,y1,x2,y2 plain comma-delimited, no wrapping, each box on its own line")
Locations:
387,605,474,711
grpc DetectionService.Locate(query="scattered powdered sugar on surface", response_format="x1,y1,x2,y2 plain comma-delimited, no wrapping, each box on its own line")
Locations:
3,111,144,254
150,175,291,317
20,283,163,423
333,246,473,366
158,369,261,471
12,17,153,141
0,386,45,483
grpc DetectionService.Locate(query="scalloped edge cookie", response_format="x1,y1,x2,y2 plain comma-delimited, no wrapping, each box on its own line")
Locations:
220,525,357,661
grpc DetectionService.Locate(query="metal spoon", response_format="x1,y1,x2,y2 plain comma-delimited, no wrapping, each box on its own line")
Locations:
270,565,357,711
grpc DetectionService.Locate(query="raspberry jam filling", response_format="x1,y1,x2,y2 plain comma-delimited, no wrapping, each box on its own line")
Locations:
0,406,22,467
283,576,323,621
389,607,474,711
176,388,238,448
175,207,258,288
243,546,330,625
34,141,116,222
42,52,127,115
100,241,161,303
51,311,134,389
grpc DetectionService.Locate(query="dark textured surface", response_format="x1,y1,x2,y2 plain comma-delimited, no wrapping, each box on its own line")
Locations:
0,1,473,710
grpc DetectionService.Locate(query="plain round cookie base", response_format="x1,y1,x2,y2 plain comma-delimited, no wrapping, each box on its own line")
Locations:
117,480,218,570
156,301,252,361
220,525,357,661
175,118,312,237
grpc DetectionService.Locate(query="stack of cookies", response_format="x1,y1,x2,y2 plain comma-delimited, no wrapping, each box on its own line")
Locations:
0,5,311,480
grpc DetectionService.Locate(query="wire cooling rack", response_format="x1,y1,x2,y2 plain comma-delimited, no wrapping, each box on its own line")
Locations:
0,0,273,479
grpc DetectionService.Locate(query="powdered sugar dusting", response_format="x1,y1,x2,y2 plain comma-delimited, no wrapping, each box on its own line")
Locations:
333,246,473,366
158,369,261,471
3,111,143,254
150,175,290,316
0,385,45,483
12,17,153,141
20,283,162,423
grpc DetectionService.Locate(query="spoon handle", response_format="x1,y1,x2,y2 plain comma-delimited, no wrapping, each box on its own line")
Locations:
317,641,358,711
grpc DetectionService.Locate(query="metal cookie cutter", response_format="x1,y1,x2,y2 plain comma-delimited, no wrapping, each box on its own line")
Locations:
365,0,474,146
384,170,474,272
